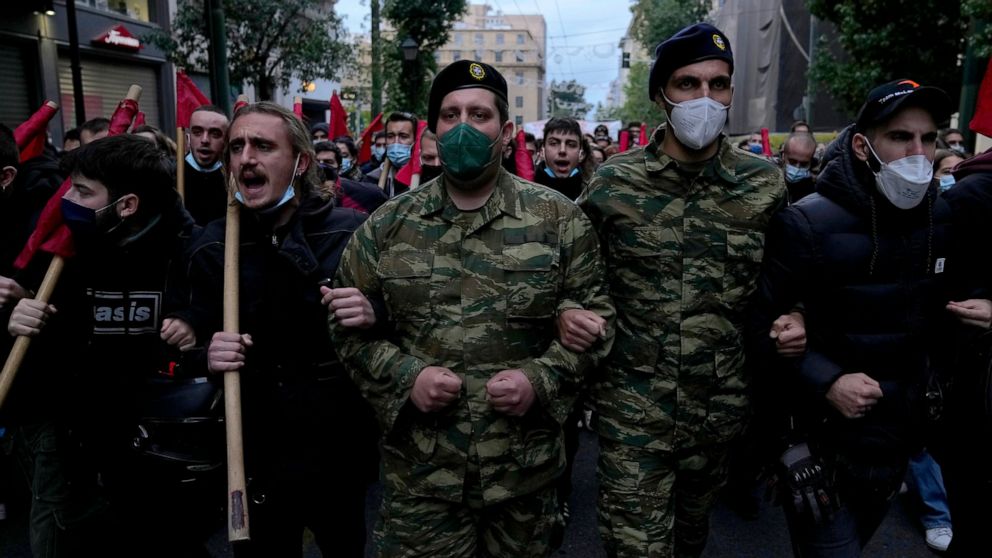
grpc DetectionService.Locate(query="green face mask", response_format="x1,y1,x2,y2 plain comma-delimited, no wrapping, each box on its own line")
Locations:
438,123,501,182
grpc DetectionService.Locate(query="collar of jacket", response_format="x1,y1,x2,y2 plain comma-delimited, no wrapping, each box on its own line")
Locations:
419,166,522,222
643,123,739,184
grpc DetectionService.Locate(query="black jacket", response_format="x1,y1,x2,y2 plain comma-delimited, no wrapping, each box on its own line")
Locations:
533,163,585,200
184,192,378,477
0,154,64,276
752,126,965,457
182,160,228,226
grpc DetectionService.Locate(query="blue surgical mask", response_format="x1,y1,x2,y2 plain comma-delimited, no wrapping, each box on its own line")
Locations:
386,143,412,167
544,166,580,178
948,143,965,154
340,158,352,173
185,151,223,173
61,195,125,243
749,143,763,154
234,154,300,210
372,145,385,160
939,174,955,192
785,164,811,183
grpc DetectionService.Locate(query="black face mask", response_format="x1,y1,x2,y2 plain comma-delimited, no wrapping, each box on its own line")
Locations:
420,164,443,183
319,163,338,183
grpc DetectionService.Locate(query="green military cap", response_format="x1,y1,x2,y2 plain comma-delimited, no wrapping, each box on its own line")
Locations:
427,60,508,133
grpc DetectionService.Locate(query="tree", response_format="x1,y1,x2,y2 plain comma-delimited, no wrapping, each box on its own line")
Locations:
963,0,992,57
631,0,710,53
596,62,667,127
382,0,467,116
548,80,593,119
149,0,352,100
808,0,969,116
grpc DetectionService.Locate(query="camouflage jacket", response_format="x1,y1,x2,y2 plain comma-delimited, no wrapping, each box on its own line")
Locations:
331,167,615,504
579,125,786,451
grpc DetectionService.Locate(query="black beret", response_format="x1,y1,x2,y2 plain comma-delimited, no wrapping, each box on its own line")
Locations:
428,60,508,133
855,79,952,132
648,23,734,103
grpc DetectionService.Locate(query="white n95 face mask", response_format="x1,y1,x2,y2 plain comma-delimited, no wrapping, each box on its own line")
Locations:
864,139,932,210
662,92,730,150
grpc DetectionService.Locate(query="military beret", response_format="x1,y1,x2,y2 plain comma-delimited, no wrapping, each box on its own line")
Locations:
855,79,952,132
648,23,734,103
428,60,508,133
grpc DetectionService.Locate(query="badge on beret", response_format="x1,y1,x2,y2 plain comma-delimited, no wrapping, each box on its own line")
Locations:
712,34,726,51
469,63,486,81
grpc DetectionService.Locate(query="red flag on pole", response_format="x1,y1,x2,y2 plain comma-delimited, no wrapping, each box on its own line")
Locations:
639,123,648,147
358,112,384,164
14,101,59,163
133,111,146,128
14,86,141,270
329,91,350,139
176,71,210,129
760,127,772,156
293,96,303,120
395,120,427,186
970,57,992,138
619,130,630,152
233,94,249,115
515,129,535,181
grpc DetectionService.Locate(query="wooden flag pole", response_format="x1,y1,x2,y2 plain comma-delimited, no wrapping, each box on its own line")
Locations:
223,177,250,542
176,127,186,201
377,159,391,191
0,256,65,409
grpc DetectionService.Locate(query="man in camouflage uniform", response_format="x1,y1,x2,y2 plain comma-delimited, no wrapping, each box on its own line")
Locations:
577,23,786,557
330,60,615,557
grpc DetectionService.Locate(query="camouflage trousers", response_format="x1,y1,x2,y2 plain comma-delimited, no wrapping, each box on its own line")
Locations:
372,483,562,558
597,437,732,558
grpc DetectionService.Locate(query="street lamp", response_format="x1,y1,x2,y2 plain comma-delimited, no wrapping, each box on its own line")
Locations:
401,37,419,62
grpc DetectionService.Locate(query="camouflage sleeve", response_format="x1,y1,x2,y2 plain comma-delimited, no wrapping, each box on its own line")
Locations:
329,220,428,433
520,208,615,424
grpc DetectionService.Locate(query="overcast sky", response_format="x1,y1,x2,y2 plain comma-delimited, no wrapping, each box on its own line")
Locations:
333,0,635,111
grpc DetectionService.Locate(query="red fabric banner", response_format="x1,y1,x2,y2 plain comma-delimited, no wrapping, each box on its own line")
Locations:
133,111,146,128
176,71,210,129
515,129,535,181
619,130,630,152
329,91,350,139
358,112,384,164
639,123,648,147
970,57,992,138
395,120,427,186
14,102,59,162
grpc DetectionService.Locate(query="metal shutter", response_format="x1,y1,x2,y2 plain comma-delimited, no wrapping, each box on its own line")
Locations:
57,55,160,130
0,42,34,128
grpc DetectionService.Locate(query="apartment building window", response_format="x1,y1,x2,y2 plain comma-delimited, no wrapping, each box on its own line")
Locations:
454,33,463,46
515,71,524,85
475,33,484,45
495,51,503,63
516,33,525,44
452,51,461,61
475,49,484,61
496,33,504,45
515,115,523,126
515,50,525,63
515,96,524,108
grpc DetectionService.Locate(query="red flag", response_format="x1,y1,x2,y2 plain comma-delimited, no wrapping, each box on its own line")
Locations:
14,101,59,163
358,112,384,164
176,71,210,129
639,123,648,147
15,91,138,270
293,97,303,120
619,130,630,152
970,57,992,138
329,91,350,139
133,111,146,128
761,127,772,156
395,120,427,186
514,129,535,181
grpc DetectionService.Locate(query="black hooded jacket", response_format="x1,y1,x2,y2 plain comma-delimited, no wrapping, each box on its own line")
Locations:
0,154,64,275
533,162,585,200
752,125,965,457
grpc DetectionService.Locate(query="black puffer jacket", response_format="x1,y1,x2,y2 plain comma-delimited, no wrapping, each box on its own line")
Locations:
753,126,964,457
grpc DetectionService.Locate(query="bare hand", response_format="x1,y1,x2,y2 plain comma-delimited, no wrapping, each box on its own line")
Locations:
826,372,883,419
486,369,536,416
410,366,462,413
769,311,807,357
946,299,992,329
206,331,253,374
7,298,56,337
0,275,30,308
557,309,607,353
160,318,197,351
321,286,376,329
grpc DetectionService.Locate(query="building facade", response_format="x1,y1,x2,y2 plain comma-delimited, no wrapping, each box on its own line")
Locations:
435,4,546,126
1,0,176,147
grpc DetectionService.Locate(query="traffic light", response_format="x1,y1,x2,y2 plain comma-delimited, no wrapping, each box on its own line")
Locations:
622,52,630,69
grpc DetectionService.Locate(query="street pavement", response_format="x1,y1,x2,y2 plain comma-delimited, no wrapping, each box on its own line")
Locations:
1,430,938,557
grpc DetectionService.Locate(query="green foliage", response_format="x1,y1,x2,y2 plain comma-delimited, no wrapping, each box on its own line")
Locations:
147,0,352,100
596,62,667,127
963,0,992,57
631,0,710,52
807,0,968,116
548,80,593,119
382,0,468,115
